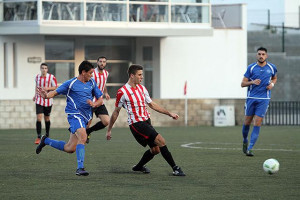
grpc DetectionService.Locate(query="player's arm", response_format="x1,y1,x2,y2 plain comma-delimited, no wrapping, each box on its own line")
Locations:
104,86,110,100
266,74,278,90
148,101,179,120
37,87,58,99
241,77,261,87
106,107,122,140
87,98,103,108
44,86,58,92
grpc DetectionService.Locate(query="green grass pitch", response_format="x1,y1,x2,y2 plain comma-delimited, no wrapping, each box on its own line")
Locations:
1,126,299,200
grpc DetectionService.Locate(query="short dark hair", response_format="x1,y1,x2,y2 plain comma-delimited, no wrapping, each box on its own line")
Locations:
97,56,107,61
128,64,143,78
78,61,94,74
257,47,267,53
40,63,48,68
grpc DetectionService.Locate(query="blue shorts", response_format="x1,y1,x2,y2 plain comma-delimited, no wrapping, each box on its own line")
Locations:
67,114,88,134
244,98,270,118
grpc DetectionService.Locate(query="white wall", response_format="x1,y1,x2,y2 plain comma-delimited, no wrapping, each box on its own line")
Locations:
0,36,45,100
285,0,300,28
160,29,247,99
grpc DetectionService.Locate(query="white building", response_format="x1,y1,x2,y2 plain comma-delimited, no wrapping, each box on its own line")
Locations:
0,0,247,128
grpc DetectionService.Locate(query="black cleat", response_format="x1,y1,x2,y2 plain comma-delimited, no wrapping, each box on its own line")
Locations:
86,134,91,144
243,142,248,154
76,168,89,176
173,166,186,176
36,135,47,154
132,165,150,174
246,150,254,157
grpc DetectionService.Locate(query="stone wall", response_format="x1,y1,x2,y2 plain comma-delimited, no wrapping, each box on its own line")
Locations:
0,99,245,129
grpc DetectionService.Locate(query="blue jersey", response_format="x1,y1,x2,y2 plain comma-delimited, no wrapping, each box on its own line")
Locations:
56,77,103,121
244,62,277,99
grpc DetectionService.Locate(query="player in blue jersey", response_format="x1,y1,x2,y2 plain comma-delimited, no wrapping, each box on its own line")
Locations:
35,61,103,176
241,47,278,156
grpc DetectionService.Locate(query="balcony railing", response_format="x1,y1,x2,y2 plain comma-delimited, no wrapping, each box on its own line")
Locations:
1,0,211,24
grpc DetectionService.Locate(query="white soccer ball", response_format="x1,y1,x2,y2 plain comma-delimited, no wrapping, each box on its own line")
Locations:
263,158,280,174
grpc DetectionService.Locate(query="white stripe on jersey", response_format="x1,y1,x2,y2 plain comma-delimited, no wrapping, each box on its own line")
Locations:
35,73,57,107
116,83,152,125
66,79,78,110
250,63,257,74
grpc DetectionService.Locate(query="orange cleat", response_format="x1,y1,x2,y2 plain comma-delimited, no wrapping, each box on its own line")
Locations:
34,138,41,144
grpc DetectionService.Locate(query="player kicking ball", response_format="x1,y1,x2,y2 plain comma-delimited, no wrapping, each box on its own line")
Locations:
106,64,185,176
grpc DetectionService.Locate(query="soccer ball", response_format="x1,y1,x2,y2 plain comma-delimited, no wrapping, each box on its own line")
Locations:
263,158,280,174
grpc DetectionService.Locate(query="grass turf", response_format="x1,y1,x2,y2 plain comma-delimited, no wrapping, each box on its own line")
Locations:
0,126,299,200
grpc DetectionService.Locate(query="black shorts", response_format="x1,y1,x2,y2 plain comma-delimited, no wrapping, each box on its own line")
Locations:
93,104,109,117
129,119,158,148
36,104,52,116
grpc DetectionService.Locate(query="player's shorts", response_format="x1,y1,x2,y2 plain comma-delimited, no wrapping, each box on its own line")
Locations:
129,119,158,148
36,104,52,116
67,114,89,134
244,98,270,118
93,104,109,117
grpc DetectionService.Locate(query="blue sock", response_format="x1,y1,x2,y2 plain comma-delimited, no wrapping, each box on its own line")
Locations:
248,126,261,150
45,138,65,151
242,124,250,143
76,144,85,169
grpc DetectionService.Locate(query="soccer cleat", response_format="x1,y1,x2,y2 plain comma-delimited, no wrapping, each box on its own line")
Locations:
36,135,47,154
246,150,254,157
243,142,248,154
132,165,150,174
86,134,91,144
76,168,89,176
34,137,41,144
173,166,186,176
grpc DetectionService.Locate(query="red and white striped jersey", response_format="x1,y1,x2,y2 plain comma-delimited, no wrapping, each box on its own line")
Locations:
115,83,152,125
92,68,109,93
34,73,57,107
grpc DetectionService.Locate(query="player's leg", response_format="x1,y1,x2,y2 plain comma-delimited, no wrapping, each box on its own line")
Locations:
35,104,43,144
74,127,89,176
44,106,52,137
242,99,255,153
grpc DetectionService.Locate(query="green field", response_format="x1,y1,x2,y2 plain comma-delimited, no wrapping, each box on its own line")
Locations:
1,126,299,200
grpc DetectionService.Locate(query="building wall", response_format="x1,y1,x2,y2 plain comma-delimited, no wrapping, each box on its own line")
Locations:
0,98,245,129
285,0,300,28
160,29,247,99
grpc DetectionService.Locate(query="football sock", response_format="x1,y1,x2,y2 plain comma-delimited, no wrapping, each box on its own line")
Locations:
242,124,250,143
45,138,65,151
76,144,85,169
45,121,50,137
248,126,261,150
86,121,106,134
36,121,41,138
160,145,176,169
136,149,155,168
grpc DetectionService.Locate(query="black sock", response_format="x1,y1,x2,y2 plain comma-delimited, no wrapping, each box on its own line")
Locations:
36,121,41,138
87,121,106,134
160,145,176,169
135,149,155,168
45,121,50,137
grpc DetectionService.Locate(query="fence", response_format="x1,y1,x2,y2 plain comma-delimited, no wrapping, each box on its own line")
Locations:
264,101,300,125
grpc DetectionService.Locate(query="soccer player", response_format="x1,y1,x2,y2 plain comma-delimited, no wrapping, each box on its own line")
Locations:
35,61,103,176
241,47,278,156
33,63,57,144
106,64,185,176
86,56,110,143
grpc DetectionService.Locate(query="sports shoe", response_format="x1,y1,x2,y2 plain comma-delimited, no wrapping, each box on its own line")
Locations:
86,134,91,144
243,142,248,154
34,137,41,144
36,135,47,154
132,165,150,174
173,166,186,176
76,168,89,176
246,150,254,157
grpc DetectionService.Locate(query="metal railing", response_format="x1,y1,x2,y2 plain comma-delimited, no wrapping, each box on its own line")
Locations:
264,101,300,125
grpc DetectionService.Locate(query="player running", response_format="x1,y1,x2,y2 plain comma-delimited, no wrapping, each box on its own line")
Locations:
241,47,278,156
106,64,185,176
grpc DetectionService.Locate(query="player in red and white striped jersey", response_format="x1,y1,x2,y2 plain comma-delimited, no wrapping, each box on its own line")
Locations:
86,56,110,143
33,63,57,144
106,64,185,176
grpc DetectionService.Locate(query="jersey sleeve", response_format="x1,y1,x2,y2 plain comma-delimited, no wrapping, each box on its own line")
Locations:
91,79,103,99
56,79,71,95
244,66,252,79
143,86,152,104
51,75,58,87
115,89,124,108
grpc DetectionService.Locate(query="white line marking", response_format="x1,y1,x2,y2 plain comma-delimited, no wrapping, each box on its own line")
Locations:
181,142,300,152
